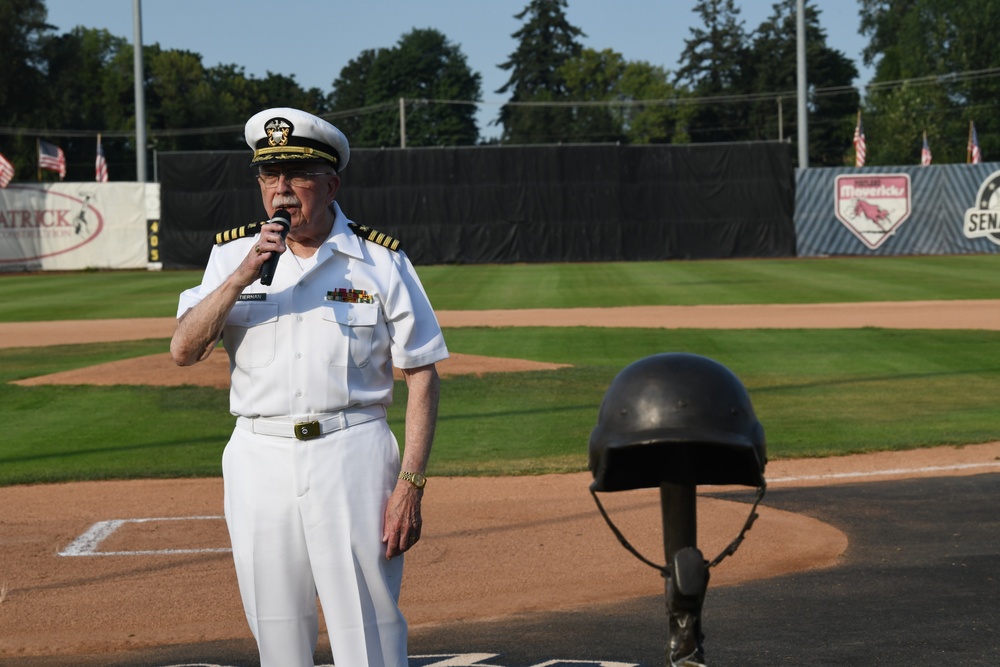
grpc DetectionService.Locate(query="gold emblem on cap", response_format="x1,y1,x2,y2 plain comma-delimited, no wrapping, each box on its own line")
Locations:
264,117,293,147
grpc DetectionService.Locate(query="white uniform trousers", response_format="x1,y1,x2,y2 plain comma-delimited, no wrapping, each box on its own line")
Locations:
222,417,407,667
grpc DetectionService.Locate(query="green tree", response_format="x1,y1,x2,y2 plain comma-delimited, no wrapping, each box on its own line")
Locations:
560,48,693,144
674,0,751,143
42,27,126,128
0,2,335,181
35,26,129,179
495,0,584,143
0,0,48,119
0,0,53,175
559,48,626,143
330,29,481,148
249,73,328,118
146,48,216,151
620,62,695,145
860,0,1000,164
328,48,384,143
747,0,859,166
104,45,322,176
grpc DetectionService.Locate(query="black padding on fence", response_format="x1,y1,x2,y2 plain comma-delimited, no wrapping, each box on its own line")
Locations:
158,142,795,268
158,151,266,269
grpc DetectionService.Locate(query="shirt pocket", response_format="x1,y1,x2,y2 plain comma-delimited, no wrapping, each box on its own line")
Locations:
225,302,279,369
321,300,379,368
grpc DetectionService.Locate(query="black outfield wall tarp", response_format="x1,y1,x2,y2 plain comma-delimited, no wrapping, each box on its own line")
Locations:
158,142,795,268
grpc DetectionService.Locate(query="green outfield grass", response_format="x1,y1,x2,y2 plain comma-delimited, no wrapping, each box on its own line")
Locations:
3,253,1000,321
1,255,999,486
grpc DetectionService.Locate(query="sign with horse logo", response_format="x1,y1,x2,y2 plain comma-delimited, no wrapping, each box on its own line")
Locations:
834,174,912,250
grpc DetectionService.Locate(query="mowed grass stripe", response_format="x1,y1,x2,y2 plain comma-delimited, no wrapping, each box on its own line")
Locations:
4,254,1000,322
2,325,997,482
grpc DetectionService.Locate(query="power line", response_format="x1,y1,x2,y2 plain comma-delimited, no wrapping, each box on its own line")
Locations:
2,67,998,140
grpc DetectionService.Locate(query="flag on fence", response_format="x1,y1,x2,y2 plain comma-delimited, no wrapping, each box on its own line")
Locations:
95,134,109,182
968,121,982,164
920,131,932,166
853,110,866,167
38,139,66,179
0,152,14,188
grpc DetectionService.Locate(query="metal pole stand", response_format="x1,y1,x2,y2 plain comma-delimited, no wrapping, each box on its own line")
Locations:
661,482,709,667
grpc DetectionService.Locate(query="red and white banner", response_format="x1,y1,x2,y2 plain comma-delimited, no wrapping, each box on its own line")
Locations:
834,173,912,250
0,183,149,270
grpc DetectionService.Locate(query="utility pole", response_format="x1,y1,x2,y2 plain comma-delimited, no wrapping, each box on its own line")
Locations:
133,0,147,181
796,0,809,168
777,97,784,142
399,98,407,149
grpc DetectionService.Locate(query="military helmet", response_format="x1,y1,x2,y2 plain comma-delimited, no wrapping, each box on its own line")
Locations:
589,353,766,492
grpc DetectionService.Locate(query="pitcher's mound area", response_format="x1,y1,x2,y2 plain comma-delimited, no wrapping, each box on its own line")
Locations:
12,350,569,388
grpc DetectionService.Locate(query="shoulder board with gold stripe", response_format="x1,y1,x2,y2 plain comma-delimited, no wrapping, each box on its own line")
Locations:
349,223,401,252
215,220,265,246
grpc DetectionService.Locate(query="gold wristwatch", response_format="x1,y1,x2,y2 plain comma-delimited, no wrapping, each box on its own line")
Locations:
398,470,427,489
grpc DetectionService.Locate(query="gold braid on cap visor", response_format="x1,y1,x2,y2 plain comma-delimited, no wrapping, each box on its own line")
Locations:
251,145,339,168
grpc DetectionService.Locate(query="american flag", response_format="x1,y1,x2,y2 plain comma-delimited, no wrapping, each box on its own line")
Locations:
95,135,109,182
853,111,866,167
920,132,932,166
39,140,66,179
968,121,982,164
0,152,14,188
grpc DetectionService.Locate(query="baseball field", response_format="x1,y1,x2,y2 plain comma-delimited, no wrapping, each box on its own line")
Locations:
1,255,999,665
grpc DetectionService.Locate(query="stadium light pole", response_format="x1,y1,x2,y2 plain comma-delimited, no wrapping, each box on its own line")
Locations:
796,0,809,168
133,0,147,182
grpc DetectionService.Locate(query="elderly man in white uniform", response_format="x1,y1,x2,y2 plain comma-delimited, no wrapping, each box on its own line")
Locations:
170,107,448,667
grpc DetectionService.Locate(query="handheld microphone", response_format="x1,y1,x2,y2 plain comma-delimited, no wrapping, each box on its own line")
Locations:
259,209,291,286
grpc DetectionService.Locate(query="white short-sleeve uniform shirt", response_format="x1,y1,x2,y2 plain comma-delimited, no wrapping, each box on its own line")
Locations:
177,202,449,418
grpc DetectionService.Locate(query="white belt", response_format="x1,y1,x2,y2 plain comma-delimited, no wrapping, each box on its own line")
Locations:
236,405,386,441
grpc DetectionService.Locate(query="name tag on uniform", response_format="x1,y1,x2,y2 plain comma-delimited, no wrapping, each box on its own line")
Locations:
238,293,267,301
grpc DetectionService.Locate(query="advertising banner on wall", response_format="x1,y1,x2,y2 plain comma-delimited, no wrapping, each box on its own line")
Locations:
797,163,1000,257
833,173,912,250
963,169,1000,247
0,183,148,271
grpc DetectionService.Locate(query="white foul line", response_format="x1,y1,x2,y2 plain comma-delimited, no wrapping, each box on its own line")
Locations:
58,515,228,557
767,460,1000,484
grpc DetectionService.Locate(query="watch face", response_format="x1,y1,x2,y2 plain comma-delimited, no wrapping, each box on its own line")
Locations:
401,471,426,488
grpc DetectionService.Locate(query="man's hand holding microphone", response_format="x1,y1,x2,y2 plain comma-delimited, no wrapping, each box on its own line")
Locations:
236,209,291,287
257,209,291,286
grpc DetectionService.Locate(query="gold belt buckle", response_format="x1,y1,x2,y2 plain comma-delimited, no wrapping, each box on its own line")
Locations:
294,420,321,440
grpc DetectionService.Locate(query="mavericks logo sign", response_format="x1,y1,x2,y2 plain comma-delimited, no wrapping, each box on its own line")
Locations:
963,170,1000,246
834,174,912,250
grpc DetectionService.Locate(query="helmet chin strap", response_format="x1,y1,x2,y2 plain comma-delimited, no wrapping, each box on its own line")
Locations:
589,481,767,576
705,482,766,569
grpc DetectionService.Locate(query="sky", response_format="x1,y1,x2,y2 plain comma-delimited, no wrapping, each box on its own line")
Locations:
43,0,874,140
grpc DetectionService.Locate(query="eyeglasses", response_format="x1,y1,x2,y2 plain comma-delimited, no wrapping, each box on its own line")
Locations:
257,170,335,187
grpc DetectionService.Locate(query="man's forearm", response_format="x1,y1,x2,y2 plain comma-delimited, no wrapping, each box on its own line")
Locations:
383,363,440,558
171,221,288,366
399,364,441,474
169,275,246,366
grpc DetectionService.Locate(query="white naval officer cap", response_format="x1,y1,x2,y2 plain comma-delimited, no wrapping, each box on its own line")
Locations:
244,107,350,172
